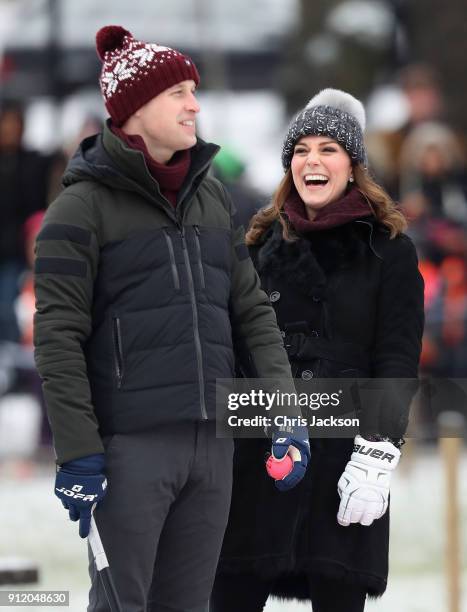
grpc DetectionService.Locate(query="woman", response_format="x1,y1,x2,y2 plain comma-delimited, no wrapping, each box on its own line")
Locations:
212,89,424,611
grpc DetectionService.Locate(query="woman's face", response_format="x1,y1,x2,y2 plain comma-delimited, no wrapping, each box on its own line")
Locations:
291,135,353,219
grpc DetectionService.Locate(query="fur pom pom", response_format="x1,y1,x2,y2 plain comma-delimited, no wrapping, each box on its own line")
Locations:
96,25,132,60
306,88,366,132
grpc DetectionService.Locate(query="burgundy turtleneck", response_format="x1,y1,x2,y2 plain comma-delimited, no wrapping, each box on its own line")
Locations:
111,124,191,207
284,187,373,234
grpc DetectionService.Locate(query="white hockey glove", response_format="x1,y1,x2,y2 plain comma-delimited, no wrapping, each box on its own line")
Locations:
337,435,401,527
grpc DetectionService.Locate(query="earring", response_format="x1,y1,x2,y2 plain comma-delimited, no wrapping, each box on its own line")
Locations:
349,176,354,183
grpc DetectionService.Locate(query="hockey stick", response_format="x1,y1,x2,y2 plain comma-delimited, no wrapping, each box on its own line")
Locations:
88,514,123,612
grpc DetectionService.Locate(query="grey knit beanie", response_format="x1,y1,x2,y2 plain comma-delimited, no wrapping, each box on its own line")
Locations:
281,88,366,170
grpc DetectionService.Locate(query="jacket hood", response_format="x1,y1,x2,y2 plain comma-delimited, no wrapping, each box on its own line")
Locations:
63,132,124,189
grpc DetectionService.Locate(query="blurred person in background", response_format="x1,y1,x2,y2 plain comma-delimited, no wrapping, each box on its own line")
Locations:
212,89,424,612
398,122,467,378
212,146,263,230
0,210,48,478
47,115,103,202
33,25,304,612
367,64,446,198
399,121,467,231
0,101,50,343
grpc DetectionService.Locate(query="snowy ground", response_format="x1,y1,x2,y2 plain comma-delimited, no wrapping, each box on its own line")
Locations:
0,445,466,611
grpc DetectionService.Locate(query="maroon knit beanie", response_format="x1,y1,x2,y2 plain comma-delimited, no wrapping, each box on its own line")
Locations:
96,25,200,126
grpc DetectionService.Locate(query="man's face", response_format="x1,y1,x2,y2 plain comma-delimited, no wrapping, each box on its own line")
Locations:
0,109,24,150
133,80,200,162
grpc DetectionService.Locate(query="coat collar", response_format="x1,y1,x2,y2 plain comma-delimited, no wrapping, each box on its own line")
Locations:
254,216,381,298
256,221,327,298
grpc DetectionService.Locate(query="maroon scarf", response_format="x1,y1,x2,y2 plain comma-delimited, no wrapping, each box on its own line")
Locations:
111,124,190,207
284,187,373,233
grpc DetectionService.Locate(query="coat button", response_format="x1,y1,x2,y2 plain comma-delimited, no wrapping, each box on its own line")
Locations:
270,291,280,303
301,370,314,380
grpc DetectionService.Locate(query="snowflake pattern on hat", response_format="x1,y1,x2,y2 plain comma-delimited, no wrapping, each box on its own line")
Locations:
101,59,136,97
100,36,180,100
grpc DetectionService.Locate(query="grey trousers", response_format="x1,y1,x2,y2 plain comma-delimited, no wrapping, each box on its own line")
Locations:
87,421,234,612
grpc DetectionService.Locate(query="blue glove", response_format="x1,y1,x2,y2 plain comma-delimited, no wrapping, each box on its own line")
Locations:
55,453,107,538
271,428,310,492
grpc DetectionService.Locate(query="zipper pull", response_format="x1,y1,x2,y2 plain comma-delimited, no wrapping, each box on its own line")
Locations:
194,225,200,236
180,227,186,249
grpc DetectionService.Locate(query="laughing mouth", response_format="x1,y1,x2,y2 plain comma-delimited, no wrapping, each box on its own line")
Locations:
304,173,329,187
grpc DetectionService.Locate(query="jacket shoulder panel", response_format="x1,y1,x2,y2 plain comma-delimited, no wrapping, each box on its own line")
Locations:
200,176,232,212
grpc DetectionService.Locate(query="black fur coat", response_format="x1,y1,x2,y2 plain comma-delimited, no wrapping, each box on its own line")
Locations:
216,216,424,600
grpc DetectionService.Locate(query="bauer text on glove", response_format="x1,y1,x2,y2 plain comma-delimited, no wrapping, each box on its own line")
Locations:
337,435,400,527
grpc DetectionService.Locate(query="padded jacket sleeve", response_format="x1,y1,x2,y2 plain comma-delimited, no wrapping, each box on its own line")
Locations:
224,186,293,382
33,188,104,464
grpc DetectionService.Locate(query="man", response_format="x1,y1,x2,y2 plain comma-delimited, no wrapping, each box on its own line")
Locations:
0,102,49,342
33,26,309,612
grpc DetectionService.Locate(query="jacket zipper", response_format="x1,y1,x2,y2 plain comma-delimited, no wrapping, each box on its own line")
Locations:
112,317,124,389
177,154,217,211
163,229,180,290
193,225,206,289
180,227,207,420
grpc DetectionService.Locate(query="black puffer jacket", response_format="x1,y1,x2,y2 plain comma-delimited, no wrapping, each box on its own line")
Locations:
217,213,424,598
33,124,292,464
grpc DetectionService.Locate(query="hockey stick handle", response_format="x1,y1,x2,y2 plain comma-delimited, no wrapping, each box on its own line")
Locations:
89,512,123,612
89,515,109,571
